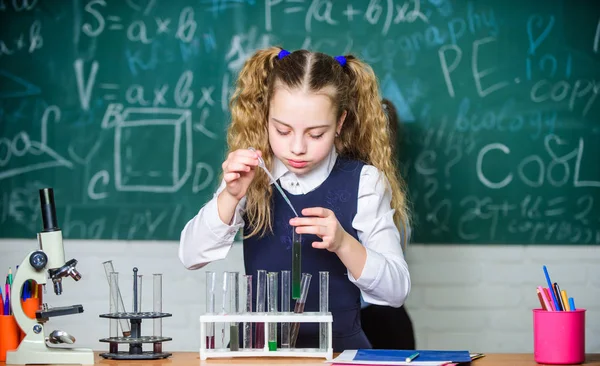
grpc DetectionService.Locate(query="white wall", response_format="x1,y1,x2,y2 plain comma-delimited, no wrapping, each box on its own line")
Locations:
0,239,598,354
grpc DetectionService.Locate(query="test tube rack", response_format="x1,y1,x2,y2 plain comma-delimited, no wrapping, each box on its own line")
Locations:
199,312,333,360
98,267,173,360
99,311,173,360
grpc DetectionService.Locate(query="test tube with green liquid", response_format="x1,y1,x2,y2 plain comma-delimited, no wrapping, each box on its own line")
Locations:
267,272,278,351
280,270,291,348
290,273,312,348
292,231,302,299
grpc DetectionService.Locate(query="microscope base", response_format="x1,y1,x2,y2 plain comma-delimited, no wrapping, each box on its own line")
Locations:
6,340,94,365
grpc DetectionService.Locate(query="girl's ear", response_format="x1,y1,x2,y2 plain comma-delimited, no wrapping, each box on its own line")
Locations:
337,110,347,135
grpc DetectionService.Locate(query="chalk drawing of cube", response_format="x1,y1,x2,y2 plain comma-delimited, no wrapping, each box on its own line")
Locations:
114,108,192,192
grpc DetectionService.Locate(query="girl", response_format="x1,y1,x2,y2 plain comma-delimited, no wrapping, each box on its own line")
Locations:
179,47,411,351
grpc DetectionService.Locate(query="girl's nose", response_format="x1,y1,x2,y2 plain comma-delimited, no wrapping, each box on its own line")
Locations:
290,135,306,155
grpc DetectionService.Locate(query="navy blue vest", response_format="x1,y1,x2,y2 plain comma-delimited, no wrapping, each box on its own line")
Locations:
243,157,371,351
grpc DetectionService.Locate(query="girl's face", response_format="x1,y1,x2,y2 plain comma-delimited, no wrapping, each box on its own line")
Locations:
268,87,345,175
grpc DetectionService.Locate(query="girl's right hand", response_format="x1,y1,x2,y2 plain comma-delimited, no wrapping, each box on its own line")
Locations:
221,149,261,201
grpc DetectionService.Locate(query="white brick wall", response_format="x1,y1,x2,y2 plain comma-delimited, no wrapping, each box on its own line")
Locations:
0,240,598,354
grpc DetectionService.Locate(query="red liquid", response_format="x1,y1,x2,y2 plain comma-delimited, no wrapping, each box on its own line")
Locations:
290,302,306,347
205,335,215,349
254,322,265,349
109,342,118,354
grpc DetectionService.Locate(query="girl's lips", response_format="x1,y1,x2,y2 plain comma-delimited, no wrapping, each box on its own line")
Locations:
288,159,308,168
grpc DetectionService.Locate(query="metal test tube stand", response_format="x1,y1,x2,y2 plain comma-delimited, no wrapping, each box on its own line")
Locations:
99,267,172,359
199,270,333,360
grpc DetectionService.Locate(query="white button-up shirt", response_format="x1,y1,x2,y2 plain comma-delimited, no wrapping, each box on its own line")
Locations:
179,148,410,307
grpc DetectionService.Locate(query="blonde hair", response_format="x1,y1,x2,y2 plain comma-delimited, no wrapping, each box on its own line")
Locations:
227,47,410,244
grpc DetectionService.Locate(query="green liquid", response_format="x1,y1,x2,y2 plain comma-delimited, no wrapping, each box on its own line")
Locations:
292,241,301,299
268,341,277,351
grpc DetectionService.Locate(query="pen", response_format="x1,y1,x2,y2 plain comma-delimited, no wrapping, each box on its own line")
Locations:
543,266,561,311
560,290,570,311
536,286,550,311
405,352,419,363
553,283,564,311
569,297,576,311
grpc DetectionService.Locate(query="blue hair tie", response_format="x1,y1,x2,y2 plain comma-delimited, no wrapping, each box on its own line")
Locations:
334,55,347,67
278,49,291,59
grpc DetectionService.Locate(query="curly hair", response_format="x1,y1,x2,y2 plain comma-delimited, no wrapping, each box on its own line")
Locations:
227,47,410,244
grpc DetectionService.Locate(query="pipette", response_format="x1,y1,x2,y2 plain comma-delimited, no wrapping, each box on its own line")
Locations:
248,147,302,299
248,147,299,217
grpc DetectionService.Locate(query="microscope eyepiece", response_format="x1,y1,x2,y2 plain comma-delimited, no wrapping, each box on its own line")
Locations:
39,188,60,232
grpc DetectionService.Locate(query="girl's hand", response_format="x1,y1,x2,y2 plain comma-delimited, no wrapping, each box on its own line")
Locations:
289,207,348,253
221,149,261,201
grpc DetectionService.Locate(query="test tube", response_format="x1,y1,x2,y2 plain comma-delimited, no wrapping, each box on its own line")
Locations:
132,270,143,313
220,272,228,347
130,268,142,354
254,269,266,349
102,260,130,336
228,272,240,351
267,272,278,351
153,273,162,354
292,231,302,299
290,273,312,348
205,271,216,349
109,272,119,354
242,275,253,349
280,270,291,348
319,271,329,350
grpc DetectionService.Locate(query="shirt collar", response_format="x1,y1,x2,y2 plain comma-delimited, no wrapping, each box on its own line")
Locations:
271,147,338,194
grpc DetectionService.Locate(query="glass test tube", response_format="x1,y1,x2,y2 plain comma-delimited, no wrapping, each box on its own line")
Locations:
221,271,228,348
292,231,302,299
205,271,216,349
254,269,266,349
228,272,240,351
280,270,291,348
319,271,329,350
133,271,143,313
290,273,312,348
109,272,119,354
153,273,162,354
267,272,278,351
130,268,142,354
242,275,253,349
102,260,130,336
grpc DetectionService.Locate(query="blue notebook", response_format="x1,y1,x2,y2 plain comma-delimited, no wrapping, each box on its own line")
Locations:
354,349,472,363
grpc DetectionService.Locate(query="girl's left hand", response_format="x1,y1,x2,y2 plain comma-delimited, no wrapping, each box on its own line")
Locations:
289,207,348,253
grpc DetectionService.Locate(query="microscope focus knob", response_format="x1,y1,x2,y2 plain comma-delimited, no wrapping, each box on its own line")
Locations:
30,251,48,270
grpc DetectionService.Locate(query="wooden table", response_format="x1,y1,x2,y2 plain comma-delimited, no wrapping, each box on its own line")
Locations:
2,352,599,365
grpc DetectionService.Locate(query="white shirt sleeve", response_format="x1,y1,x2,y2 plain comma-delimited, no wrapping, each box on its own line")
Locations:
348,165,411,308
178,180,246,270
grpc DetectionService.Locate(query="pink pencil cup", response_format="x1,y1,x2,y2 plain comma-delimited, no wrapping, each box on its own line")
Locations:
533,308,586,365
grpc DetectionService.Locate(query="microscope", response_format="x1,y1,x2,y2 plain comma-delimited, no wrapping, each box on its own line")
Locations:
6,188,94,365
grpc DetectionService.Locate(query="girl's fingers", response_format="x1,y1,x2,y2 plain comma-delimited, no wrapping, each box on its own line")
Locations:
223,172,240,182
295,225,326,236
301,207,329,217
312,241,327,249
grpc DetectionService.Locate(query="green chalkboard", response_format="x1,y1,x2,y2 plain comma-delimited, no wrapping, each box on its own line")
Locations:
0,0,598,244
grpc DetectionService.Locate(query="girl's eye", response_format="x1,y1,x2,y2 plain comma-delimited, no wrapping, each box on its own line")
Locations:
309,133,324,139
276,129,290,136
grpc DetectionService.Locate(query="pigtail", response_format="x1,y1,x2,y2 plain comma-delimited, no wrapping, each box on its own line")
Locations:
227,46,281,238
342,57,411,247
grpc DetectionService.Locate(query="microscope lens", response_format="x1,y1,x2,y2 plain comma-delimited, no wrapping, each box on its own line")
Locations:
39,188,59,231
